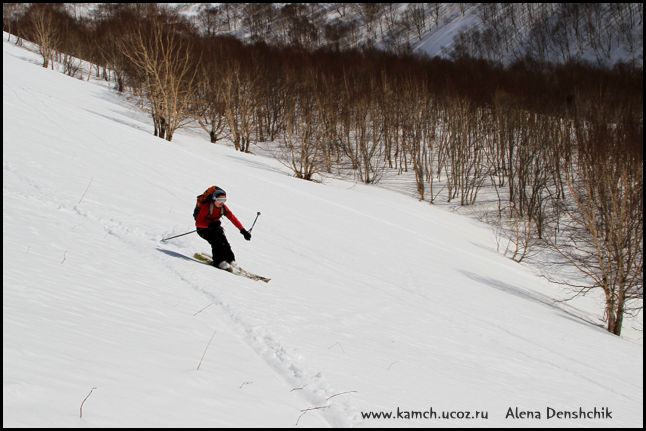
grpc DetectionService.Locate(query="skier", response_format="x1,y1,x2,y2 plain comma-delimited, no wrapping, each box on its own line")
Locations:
194,186,251,270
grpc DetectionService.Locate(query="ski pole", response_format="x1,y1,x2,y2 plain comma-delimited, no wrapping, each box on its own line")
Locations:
161,229,196,242
248,212,261,232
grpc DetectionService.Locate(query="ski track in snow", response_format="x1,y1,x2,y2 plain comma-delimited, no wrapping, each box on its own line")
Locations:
5,167,357,426
161,264,357,427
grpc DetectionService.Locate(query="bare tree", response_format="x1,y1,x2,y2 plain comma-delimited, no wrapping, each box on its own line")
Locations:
221,58,257,152
406,3,428,40
197,5,223,36
549,110,643,336
279,88,324,180
443,98,487,205
3,3,24,42
195,66,226,144
120,14,200,141
279,70,325,180
27,5,60,68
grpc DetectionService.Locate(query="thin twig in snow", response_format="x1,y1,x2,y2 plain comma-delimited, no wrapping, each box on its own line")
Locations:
79,387,97,418
326,390,358,401
197,329,217,370
78,177,93,205
296,405,330,426
193,302,214,316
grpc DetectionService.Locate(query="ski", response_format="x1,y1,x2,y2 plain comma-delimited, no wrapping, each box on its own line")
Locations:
193,253,271,283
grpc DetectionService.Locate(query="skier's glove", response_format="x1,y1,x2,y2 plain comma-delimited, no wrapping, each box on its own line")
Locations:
240,229,252,241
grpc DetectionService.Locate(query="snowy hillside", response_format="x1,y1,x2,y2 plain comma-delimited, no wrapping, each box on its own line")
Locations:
36,3,643,67
3,36,643,428
163,3,643,66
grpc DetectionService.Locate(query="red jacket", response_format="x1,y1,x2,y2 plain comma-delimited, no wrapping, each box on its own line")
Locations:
195,203,244,230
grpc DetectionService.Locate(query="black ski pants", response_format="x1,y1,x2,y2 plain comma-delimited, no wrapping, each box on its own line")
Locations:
197,222,235,265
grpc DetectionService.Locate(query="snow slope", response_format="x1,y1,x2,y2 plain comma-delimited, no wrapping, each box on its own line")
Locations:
3,37,643,427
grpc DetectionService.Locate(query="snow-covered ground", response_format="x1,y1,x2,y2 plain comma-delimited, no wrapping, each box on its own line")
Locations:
3,36,643,427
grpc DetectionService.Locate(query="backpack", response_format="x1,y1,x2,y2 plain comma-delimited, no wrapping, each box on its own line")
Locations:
193,186,224,220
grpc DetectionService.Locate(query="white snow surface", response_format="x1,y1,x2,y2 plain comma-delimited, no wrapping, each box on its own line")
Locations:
3,37,643,427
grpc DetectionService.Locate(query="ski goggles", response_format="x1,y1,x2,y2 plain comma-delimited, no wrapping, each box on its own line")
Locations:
214,196,227,203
